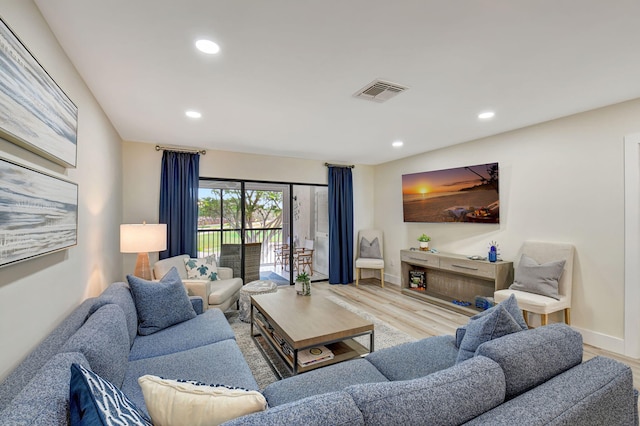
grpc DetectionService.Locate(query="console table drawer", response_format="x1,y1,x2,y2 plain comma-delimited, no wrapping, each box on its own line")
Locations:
400,251,439,268
438,257,496,279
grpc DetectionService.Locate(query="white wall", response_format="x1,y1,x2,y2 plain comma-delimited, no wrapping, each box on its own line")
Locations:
122,141,375,277
374,98,640,353
0,0,123,380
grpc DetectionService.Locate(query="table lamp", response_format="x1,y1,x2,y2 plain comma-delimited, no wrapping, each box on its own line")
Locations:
120,222,167,280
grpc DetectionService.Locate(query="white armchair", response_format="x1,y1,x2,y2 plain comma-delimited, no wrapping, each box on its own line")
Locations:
494,242,574,326
355,229,385,288
153,254,243,312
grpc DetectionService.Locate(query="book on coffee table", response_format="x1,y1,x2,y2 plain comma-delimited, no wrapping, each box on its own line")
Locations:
297,345,334,367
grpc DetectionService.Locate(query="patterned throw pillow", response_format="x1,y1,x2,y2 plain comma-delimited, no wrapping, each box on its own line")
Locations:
69,363,152,426
138,375,267,426
184,256,218,281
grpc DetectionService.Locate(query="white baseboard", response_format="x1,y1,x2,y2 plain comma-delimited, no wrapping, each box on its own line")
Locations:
572,325,626,356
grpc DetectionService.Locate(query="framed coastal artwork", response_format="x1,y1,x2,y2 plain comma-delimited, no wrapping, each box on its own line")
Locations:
0,17,78,167
402,162,499,223
0,158,78,268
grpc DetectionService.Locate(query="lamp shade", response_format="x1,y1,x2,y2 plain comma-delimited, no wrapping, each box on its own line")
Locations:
120,223,167,253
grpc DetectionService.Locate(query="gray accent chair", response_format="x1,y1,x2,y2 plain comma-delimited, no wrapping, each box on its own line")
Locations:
153,254,242,311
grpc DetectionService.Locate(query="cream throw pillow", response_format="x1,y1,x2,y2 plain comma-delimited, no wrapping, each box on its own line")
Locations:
138,375,267,426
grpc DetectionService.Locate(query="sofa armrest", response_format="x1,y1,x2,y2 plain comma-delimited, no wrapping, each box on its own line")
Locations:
182,279,210,301
217,267,233,280
189,296,204,314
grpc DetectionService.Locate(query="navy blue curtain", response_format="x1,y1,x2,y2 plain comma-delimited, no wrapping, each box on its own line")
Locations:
159,151,200,259
328,166,354,284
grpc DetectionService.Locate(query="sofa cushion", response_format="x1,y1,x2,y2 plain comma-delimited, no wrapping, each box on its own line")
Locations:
366,335,458,381
61,304,130,387
221,391,365,426
127,267,197,336
509,254,565,300
465,356,636,425
345,356,505,425
455,294,527,348
129,308,236,361
0,352,90,426
89,281,138,346
185,256,218,281
475,322,583,399
262,358,388,407
456,304,524,363
0,298,98,410
122,339,259,416
69,363,152,425
138,375,266,426
209,278,243,306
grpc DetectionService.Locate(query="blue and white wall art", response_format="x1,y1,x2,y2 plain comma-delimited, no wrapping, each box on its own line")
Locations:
0,17,78,167
0,158,78,267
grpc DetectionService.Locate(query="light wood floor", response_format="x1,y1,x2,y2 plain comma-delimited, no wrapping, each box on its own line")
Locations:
312,279,640,389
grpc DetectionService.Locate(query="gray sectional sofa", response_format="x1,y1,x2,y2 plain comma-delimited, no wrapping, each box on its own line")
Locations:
0,281,257,424
229,323,638,425
0,280,637,425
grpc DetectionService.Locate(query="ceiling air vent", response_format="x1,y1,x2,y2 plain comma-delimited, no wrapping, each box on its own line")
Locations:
353,79,408,103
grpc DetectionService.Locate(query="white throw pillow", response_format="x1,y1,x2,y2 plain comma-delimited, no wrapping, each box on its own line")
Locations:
184,256,218,281
138,375,267,426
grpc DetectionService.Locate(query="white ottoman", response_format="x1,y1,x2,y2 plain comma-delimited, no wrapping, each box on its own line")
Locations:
239,280,278,322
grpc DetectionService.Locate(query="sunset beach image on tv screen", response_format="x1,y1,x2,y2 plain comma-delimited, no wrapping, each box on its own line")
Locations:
402,163,499,223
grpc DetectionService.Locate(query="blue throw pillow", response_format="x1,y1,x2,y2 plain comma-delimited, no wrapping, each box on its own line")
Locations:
455,294,527,348
69,363,152,426
456,304,524,364
127,267,197,336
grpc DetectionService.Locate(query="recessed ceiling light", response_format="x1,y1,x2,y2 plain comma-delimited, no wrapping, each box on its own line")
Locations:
478,111,495,119
195,39,220,54
392,140,404,148
185,110,202,119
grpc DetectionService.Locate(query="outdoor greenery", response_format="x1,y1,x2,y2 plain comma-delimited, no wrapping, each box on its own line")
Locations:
197,189,284,254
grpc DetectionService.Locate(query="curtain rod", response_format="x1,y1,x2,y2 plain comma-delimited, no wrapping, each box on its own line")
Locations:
155,145,206,155
324,162,355,168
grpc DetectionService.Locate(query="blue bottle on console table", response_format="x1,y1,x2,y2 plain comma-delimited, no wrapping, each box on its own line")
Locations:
488,245,497,262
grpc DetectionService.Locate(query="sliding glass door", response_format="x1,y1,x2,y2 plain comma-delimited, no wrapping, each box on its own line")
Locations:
198,178,327,284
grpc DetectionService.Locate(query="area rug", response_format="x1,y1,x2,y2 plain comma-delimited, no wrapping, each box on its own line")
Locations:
225,297,417,389
259,271,290,285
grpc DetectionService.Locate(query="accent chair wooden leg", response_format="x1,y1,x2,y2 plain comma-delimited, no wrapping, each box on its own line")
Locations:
380,269,384,288
355,268,360,287
523,310,529,328
541,314,548,326
564,308,571,325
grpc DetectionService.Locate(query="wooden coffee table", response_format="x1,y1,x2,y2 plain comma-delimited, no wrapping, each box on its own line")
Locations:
251,287,374,376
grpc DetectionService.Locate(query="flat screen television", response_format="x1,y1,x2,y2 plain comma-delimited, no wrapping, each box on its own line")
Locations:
402,162,499,223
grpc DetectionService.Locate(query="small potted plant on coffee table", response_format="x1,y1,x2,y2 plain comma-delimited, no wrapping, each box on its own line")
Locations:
417,234,431,251
295,272,311,296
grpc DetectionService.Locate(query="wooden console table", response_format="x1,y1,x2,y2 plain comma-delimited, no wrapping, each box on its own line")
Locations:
400,250,513,315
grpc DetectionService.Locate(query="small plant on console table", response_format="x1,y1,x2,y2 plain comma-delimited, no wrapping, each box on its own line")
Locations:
417,234,431,251
295,272,311,296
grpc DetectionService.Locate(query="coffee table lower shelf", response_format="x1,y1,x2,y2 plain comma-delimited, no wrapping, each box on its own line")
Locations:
252,318,372,378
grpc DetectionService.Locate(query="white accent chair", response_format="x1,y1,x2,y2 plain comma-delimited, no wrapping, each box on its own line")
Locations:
153,254,243,312
494,241,575,326
355,229,385,288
